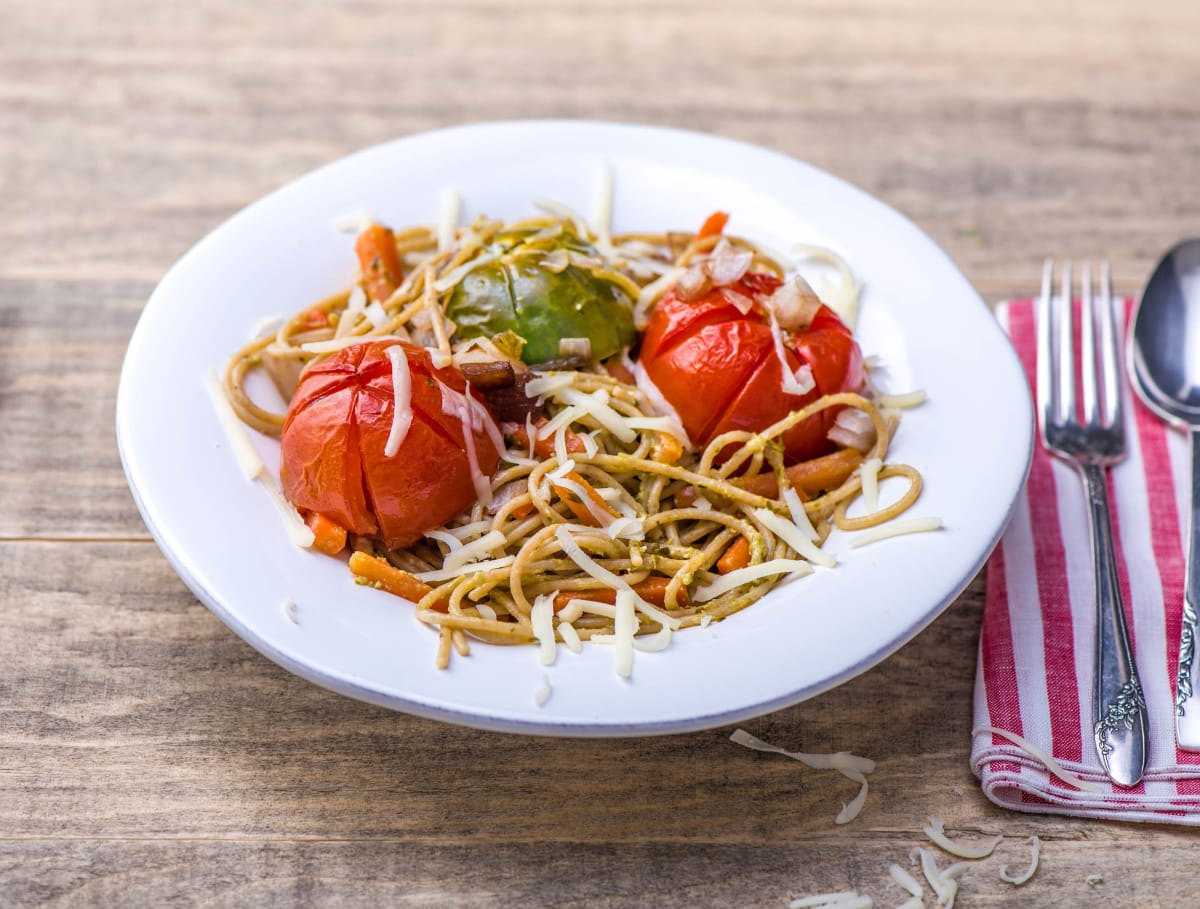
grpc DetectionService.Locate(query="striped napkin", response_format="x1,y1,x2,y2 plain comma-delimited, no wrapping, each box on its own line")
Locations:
971,297,1200,824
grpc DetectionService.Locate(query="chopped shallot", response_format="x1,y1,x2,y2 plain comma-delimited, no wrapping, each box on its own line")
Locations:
676,263,712,301
769,274,823,330
722,287,755,314
708,239,753,286
558,337,593,361
827,407,876,453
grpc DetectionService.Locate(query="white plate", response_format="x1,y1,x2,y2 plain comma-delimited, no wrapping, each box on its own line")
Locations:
117,121,1032,736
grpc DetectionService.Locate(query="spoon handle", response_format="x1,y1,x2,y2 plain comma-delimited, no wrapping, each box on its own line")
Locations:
1080,462,1148,786
1175,430,1200,749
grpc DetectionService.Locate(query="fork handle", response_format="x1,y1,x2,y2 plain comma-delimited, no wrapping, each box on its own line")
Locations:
1080,461,1148,787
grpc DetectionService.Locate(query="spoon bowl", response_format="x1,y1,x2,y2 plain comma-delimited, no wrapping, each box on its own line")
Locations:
1129,237,1200,749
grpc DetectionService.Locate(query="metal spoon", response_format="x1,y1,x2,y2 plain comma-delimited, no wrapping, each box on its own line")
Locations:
1129,237,1200,749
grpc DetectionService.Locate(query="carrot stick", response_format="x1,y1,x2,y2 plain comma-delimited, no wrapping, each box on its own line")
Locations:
696,211,730,241
553,577,687,611
510,419,586,461
354,223,404,303
348,551,446,611
733,449,864,499
305,512,347,556
551,471,620,526
717,536,751,574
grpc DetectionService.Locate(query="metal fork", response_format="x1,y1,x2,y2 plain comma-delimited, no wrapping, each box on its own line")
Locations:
1037,259,1148,787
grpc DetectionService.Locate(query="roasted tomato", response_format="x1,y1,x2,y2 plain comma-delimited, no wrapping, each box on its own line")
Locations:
445,229,636,365
638,273,864,463
281,340,502,549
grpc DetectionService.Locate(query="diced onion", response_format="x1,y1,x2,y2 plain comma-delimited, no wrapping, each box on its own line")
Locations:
540,249,570,273
827,407,876,453
558,337,592,360
768,274,823,330
722,287,755,314
676,263,712,301
708,240,753,286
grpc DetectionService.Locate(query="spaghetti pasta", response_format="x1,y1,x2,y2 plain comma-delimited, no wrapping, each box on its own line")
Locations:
220,192,930,669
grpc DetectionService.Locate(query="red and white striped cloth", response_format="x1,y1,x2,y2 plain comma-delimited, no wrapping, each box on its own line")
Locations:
972,297,1200,823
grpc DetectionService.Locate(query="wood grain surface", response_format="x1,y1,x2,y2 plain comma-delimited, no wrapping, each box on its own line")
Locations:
4,0,1200,905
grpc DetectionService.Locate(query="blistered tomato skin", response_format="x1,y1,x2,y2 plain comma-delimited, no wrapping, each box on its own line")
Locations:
280,341,501,549
638,274,864,463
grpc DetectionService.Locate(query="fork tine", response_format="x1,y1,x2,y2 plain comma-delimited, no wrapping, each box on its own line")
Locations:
1097,261,1122,428
1080,262,1099,426
1036,258,1055,435
1057,261,1076,425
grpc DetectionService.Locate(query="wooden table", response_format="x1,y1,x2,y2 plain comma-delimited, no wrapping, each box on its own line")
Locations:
4,1,1198,905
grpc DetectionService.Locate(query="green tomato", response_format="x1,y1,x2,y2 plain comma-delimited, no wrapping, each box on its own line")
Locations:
446,233,636,365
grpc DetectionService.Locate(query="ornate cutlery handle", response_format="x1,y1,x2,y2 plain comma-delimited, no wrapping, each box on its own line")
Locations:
1080,461,1148,786
1175,430,1200,749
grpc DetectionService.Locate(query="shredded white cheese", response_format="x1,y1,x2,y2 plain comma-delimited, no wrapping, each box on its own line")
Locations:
415,555,515,583
850,517,944,548
363,300,389,329
205,371,314,548
972,725,1106,793
425,346,453,369
923,818,1002,860
205,370,267,481
729,729,874,824
998,836,1041,886
557,619,583,653
909,848,961,908
753,508,836,568
888,864,923,899
531,594,557,666
333,208,377,233
534,674,552,706
782,486,818,542
877,390,927,409
283,597,299,624
442,530,506,572
1086,874,1103,886
634,266,687,327
438,187,460,254
859,457,882,515
432,249,501,293
384,345,413,457
693,559,813,603
258,473,317,548
788,891,872,909
556,387,637,443
248,312,283,340
612,590,637,678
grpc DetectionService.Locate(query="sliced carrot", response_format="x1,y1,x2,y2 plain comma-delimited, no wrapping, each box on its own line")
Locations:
551,471,620,527
354,223,404,303
733,449,864,499
305,512,347,556
553,577,687,611
717,536,751,574
696,211,730,241
348,551,446,612
650,433,683,466
510,418,586,461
